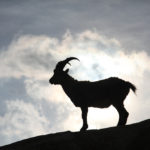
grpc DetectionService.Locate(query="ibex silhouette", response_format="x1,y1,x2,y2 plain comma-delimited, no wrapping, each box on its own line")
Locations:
49,57,136,131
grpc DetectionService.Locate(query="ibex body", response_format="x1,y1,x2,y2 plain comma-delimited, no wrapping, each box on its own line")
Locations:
49,57,136,131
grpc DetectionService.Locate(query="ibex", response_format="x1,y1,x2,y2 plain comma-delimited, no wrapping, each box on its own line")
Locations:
49,57,136,131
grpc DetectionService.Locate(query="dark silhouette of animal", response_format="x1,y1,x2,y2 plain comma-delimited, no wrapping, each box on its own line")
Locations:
49,57,136,131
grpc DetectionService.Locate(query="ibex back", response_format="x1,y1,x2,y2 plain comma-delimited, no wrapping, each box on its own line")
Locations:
49,57,136,131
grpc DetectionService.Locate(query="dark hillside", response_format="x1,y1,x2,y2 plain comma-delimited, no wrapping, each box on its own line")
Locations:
0,119,150,150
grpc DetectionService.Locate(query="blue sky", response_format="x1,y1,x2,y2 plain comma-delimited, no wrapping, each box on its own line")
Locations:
1,0,150,146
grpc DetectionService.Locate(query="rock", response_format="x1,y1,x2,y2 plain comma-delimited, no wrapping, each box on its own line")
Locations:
0,119,150,150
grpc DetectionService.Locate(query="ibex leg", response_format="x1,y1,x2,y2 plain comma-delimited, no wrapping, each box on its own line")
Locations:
80,107,88,131
113,103,129,126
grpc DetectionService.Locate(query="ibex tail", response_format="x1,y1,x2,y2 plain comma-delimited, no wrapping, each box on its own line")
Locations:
127,81,137,93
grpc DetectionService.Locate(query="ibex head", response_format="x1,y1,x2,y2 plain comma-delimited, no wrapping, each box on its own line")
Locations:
49,57,79,85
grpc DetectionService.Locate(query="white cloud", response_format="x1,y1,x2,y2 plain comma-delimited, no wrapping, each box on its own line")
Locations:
0,35,57,79
1,30,149,81
61,107,82,131
1,30,150,145
0,99,50,145
24,78,70,104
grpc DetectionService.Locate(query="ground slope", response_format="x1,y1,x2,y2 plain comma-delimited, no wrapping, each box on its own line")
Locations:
0,119,150,150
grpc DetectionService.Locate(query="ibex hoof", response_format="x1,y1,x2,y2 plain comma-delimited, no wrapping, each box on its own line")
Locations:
80,125,88,132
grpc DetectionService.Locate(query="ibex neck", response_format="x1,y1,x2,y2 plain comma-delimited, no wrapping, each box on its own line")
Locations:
61,74,77,87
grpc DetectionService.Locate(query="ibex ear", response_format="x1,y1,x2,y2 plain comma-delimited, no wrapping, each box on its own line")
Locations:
65,68,69,73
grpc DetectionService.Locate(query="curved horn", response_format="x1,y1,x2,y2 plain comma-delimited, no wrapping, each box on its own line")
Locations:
64,57,80,65
56,57,80,71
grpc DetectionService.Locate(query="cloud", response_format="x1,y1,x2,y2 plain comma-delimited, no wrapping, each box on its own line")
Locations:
0,35,58,79
1,30,150,145
1,0,150,53
0,99,50,145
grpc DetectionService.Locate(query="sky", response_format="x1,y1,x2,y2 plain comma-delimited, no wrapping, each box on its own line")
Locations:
0,0,150,146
